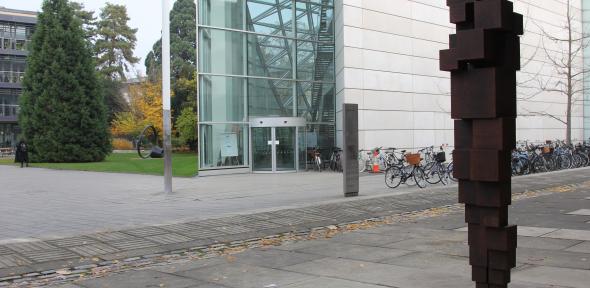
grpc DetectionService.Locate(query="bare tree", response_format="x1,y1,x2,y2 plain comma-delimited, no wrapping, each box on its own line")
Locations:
521,0,589,144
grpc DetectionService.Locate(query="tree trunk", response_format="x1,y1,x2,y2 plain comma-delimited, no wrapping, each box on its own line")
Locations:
566,0,572,145
567,94,572,145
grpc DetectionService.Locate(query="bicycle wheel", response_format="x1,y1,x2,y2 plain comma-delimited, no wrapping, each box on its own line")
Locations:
413,167,428,188
560,154,572,170
447,162,457,182
385,167,403,188
579,152,589,167
425,163,442,184
438,164,449,185
358,154,367,173
572,154,582,168
531,157,546,173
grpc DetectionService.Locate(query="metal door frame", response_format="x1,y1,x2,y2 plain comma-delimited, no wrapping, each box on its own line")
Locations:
250,117,305,173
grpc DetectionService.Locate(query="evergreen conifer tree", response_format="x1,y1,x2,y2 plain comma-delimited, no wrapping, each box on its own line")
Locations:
19,0,111,162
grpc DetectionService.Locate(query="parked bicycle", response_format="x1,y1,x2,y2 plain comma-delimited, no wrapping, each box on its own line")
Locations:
511,139,590,176
328,147,343,172
385,152,427,189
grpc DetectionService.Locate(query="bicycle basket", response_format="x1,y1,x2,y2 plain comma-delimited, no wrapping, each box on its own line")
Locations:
405,153,421,166
542,147,552,154
435,152,446,162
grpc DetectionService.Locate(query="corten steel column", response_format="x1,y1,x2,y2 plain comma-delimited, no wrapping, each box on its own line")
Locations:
440,1,523,287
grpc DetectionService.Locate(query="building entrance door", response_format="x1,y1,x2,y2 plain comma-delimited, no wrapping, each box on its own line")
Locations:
251,118,304,173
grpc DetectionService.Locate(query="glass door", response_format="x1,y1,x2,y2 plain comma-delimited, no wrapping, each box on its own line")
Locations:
252,127,273,172
275,127,296,171
251,126,297,172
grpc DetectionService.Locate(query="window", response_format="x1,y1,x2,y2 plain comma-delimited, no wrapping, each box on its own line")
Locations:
199,0,244,30
247,34,293,79
248,78,295,117
199,75,246,122
199,28,245,76
199,123,249,168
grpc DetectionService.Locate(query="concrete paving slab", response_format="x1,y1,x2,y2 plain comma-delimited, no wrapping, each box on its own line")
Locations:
361,226,468,242
517,248,590,270
384,238,469,257
295,242,414,262
270,239,331,252
509,282,574,288
564,241,590,253
175,263,316,288
329,231,411,246
231,248,325,269
281,257,473,288
191,284,232,288
513,266,590,288
282,277,388,288
151,257,227,274
542,229,590,241
76,270,200,288
47,284,84,288
566,209,590,216
517,226,559,237
378,251,470,276
517,236,582,251
455,226,558,237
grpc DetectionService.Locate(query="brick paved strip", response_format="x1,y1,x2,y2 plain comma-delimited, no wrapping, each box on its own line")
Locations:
1,170,589,282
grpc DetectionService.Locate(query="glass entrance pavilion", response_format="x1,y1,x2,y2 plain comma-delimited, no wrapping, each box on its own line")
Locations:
198,0,335,175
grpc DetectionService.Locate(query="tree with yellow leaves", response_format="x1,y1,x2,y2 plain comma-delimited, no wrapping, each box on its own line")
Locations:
111,80,170,138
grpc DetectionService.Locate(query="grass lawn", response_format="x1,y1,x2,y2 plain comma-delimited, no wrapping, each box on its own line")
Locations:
0,152,198,177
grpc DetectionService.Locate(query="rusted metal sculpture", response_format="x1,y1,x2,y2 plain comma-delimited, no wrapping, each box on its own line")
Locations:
440,1,523,287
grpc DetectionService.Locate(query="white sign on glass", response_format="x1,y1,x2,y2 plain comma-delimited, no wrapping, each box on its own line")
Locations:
220,133,238,157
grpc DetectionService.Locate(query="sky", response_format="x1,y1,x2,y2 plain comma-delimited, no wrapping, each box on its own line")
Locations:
2,0,176,76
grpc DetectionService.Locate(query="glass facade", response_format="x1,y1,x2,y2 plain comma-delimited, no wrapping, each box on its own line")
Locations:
0,123,17,148
0,13,35,150
0,88,19,118
0,55,26,84
198,0,336,171
0,21,34,52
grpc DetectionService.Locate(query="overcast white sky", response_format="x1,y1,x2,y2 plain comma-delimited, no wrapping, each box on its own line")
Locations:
1,0,177,76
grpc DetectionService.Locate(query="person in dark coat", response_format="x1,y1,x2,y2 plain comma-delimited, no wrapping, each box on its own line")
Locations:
15,140,29,168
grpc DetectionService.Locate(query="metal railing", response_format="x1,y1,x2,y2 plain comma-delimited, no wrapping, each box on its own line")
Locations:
0,71,24,83
0,104,19,117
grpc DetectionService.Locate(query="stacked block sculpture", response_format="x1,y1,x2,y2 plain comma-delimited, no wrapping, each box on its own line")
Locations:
440,0,523,287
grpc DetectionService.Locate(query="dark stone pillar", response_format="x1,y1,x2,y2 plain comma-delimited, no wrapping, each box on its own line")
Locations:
440,1,523,287
343,103,359,197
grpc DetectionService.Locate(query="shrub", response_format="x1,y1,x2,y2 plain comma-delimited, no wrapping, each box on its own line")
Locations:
112,138,134,150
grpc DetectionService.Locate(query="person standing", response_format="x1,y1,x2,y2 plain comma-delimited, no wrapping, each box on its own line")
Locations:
15,140,29,168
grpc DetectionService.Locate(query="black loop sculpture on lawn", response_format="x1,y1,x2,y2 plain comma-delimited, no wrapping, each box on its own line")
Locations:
137,125,164,159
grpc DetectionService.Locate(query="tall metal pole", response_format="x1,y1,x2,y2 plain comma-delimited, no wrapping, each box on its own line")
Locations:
162,0,172,194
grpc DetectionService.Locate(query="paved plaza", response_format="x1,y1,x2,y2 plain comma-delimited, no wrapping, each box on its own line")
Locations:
0,166,390,242
0,166,588,287
22,172,590,287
